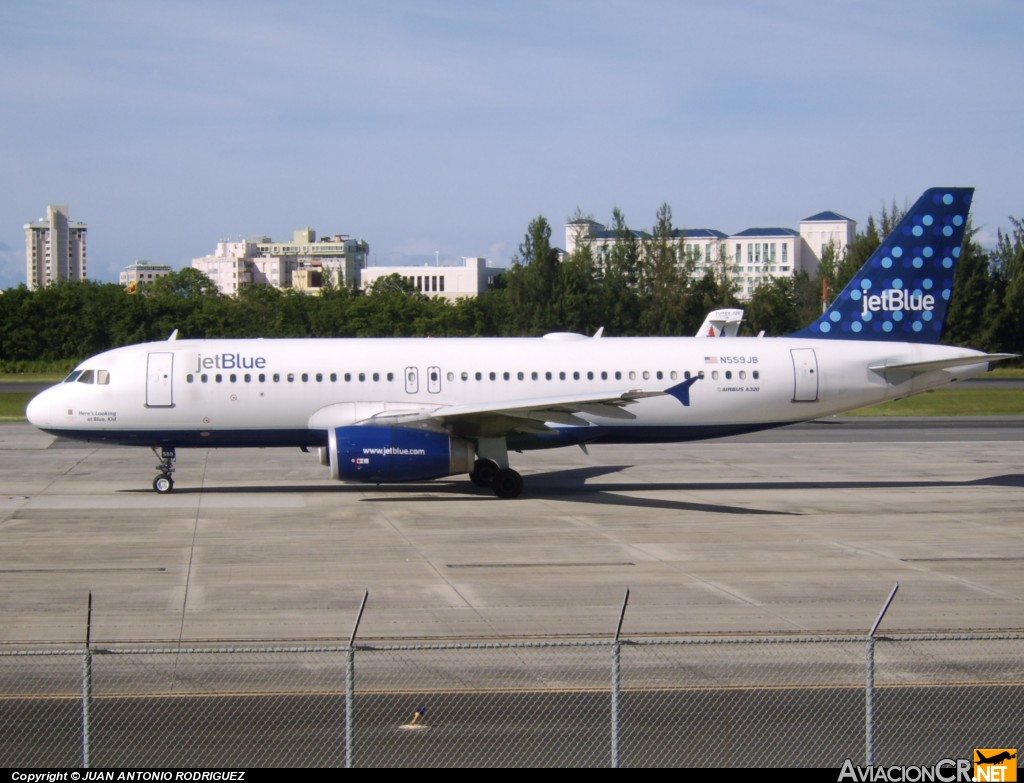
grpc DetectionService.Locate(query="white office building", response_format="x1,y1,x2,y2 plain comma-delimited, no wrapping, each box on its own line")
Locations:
120,260,173,288
566,207,856,300
25,204,87,289
192,229,368,296
361,257,504,300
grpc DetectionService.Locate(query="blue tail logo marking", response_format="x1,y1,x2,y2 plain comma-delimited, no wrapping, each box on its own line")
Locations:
665,375,701,406
792,187,973,343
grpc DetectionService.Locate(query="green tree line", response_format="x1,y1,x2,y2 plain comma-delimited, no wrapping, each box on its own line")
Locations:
2,202,1022,371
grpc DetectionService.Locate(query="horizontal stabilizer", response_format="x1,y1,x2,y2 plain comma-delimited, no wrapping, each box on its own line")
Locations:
869,353,1017,375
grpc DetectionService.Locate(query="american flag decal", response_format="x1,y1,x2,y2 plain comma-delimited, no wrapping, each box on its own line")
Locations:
704,356,718,364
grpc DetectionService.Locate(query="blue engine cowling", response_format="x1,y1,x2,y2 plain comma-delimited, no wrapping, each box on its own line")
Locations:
328,426,475,483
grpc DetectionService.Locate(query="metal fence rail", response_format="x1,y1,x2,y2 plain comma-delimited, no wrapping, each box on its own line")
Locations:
1,634,1022,768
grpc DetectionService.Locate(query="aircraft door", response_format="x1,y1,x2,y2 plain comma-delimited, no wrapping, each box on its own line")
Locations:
790,348,819,402
404,366,419,394
146,352,175,407
427,366,442,394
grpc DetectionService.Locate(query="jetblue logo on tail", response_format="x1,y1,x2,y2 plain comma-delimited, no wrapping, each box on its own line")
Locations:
792,188,973,343
861,289,935,317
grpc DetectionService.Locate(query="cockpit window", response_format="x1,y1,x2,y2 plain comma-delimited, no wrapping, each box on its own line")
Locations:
64,368,110,384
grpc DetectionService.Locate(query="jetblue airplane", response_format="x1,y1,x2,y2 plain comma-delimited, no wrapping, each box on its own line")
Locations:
26,188,1013,498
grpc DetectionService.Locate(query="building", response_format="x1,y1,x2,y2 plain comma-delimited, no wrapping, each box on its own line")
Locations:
565,207,856,300
192,229,368,296
120,260,173,289
24,204,87,289
361,257,504,300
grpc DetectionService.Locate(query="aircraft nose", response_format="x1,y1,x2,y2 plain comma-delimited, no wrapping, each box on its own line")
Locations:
25,389,55,428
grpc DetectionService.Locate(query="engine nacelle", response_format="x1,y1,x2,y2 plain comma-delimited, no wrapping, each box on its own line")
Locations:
328,426,475,483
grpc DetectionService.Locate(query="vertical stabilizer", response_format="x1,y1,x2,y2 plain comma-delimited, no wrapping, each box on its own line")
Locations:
791,187,973,343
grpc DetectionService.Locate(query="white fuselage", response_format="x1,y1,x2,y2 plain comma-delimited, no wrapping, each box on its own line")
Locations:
26,334,991,450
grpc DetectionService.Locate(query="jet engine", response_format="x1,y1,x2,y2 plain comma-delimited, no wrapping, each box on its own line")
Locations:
327,425,475,483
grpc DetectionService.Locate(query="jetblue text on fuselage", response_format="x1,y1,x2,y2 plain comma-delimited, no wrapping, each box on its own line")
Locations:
861,289,935,318
193,353,268,372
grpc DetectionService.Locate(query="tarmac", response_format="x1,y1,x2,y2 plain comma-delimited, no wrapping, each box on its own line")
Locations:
1,418,1022,645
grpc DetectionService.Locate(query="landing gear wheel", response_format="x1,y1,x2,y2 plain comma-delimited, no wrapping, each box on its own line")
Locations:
151,446,176,494
490,468,523,499
470,458,500,488
153,473,174,494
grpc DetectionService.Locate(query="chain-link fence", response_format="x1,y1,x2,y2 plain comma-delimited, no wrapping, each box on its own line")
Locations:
1,634,1021,767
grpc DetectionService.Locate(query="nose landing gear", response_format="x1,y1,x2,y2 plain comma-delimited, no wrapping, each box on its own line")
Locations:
152,446,176,494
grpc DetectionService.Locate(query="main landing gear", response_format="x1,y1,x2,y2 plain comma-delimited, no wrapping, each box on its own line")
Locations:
469,459,524,499
152,446,176,494
469,437,524,498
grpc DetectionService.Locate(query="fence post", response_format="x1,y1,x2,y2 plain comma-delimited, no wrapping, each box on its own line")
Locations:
866,583,899,766
611,588,629,768
345,590,368,769
82,592,93,769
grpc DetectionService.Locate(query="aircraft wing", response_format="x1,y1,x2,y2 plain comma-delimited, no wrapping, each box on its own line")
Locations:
869,353,1017,375
354,388,669,437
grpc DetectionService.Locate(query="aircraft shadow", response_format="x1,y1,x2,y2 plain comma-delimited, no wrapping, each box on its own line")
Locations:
126,466,1024,515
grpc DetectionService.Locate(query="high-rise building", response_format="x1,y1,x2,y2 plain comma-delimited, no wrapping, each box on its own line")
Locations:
24,204,88,289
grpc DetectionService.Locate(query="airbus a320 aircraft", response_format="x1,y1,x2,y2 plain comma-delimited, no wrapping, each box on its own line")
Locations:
26,188,1013,498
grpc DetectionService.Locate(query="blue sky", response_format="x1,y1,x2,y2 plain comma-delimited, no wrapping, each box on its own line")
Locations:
1,0,1021,289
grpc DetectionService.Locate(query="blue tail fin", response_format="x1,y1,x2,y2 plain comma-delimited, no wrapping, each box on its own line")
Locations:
791,187,974,343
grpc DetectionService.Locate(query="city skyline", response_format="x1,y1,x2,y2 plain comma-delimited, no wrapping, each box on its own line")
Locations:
1,1,1022,290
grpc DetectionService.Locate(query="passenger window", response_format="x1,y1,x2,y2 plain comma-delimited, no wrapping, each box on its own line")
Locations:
475,372,483,381
642,371,650,381
489,372,496,381
461,371,469,381
187,374,195,384
287,373,294,383
725,371,732,379
628,371,636,381
559,371,566,380
447,372,455,382
573,371,580,380
344,373,351,382
230,374,237,383
216,374,223,383
273,373,280,382
684,371,691,379
517,372,524,381
753,370,760,380
201,374,209,383
359,373,366,382
587,372,594,380
301,373,308,382
503,372,510,381
373,373,380,382
316,373,323,382
670,371,678,380
244,374,252,383
387,373,394,381
601,371,608,380
330,373,337,382
711,371,719,380
656,371,663,380
545,372,552,381
739,371,746,380
615,371,622,381
532,372,539,381
259,374,266,382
